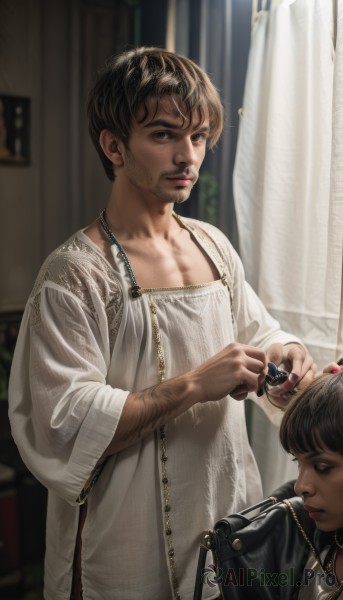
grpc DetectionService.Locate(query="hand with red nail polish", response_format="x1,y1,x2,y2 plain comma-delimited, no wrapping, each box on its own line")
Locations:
323,360,343,374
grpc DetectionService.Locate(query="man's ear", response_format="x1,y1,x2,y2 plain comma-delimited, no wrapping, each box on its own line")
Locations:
99,130,124,166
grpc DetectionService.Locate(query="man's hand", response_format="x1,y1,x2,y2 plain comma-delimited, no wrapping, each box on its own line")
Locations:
193,342,267,403
264,342,317,408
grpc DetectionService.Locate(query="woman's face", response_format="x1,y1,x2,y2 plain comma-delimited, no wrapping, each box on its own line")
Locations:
294,447,343,531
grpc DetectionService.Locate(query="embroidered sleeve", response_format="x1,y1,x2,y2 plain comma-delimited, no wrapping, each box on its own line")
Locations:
9,234,129,505
30,235,123,354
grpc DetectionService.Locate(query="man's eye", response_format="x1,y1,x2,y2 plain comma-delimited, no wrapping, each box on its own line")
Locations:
153,131,171,140
192,133,207,143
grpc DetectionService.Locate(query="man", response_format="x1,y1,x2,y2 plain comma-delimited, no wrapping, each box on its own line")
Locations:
8,47,316,600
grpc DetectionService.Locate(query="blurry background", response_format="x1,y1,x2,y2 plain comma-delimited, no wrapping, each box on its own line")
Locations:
0,1,342,598
0,2,252,597
0,0,251,314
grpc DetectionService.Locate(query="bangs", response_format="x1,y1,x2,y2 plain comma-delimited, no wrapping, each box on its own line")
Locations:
281,422,328,457
127,49,223,147
136,94,210,132
279,372,343,456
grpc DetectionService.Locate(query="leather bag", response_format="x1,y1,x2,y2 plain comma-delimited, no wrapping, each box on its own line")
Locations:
193,482,318,600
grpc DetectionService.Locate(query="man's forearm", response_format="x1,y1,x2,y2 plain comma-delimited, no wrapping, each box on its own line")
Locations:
99,341,269,459
100,373,198,457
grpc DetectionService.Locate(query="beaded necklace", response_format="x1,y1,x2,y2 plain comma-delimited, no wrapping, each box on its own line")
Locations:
98,210,142,298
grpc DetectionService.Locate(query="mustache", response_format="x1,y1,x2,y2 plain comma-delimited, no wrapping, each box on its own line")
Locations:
163,168,198,178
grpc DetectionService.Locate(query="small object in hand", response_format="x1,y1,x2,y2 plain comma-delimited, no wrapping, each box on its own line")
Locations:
264,362,296,408
257,363,291,399
265,362,289,387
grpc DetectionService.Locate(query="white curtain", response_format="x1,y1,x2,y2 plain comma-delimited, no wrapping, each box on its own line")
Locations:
233,0,343,494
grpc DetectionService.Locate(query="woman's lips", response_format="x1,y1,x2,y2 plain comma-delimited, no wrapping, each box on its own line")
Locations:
303,504,324,520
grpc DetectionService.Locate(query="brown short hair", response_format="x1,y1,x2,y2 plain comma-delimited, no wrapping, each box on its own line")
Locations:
87,46,224,181
280,371,343,456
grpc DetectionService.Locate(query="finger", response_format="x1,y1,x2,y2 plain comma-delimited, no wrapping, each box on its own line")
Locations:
289,354,314,380
297,364,317,387
285,345,317,380
267,361,317,402
231,363,267,399
246,357,268,375
266,343,284,367
231,344,267,373
230,384,250,401
323,362,343,374
279,372,299,391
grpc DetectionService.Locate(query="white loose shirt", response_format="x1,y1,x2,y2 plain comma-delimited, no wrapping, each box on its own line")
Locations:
9,217,300,600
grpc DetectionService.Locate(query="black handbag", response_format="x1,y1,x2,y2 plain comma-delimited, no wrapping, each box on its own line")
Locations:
193,481,318,600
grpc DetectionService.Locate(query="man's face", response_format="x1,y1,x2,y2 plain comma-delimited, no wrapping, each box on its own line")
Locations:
117,95,210,205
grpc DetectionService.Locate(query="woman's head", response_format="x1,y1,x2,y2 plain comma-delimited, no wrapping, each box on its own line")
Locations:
280,372,343,456
87,46,224,181
280,371,343,532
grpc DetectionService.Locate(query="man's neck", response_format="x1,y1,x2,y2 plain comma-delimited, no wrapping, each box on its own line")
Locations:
104,186,180,240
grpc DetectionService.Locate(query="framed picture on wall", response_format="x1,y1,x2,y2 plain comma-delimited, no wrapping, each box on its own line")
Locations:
0,95,30,165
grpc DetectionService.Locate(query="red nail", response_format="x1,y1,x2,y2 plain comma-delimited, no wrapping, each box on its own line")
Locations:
331,367,341,373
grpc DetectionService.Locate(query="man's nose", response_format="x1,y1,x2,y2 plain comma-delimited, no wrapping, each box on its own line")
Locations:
174,138,197,165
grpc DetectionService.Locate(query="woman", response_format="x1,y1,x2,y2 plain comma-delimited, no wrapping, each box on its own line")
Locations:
279,365,343,599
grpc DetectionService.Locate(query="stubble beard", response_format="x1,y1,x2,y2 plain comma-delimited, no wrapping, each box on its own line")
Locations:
172,188,192,205
159,174,198,205
157,187,193,205
124,148,198,205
